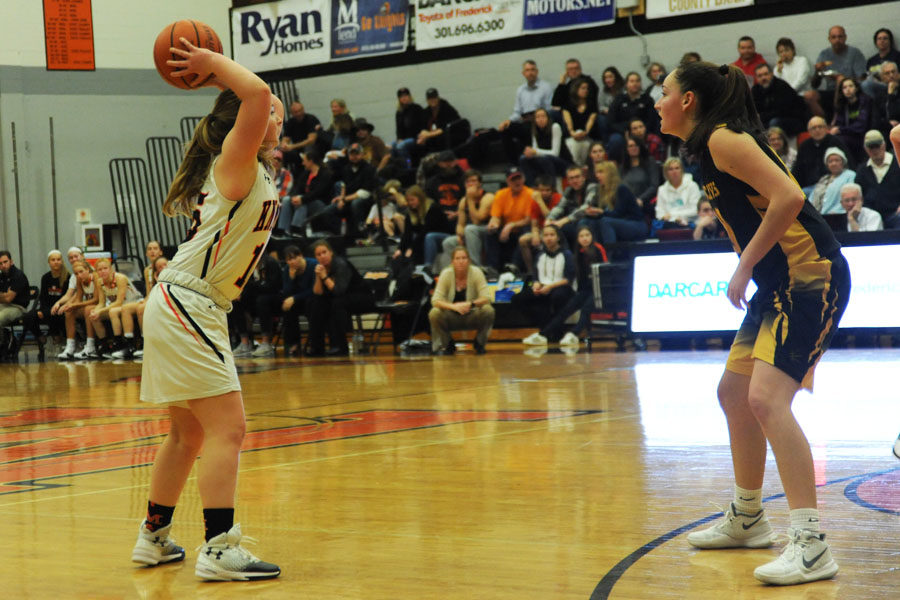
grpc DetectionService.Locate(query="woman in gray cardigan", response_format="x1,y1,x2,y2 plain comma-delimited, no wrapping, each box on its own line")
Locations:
428,247,494,355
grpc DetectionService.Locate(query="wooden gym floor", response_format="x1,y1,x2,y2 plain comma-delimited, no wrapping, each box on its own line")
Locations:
0,344,897,599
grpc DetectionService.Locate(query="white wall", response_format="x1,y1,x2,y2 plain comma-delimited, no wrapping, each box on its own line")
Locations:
0,1,893,282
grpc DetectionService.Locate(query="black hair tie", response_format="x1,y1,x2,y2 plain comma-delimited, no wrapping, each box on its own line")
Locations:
718,64,729,76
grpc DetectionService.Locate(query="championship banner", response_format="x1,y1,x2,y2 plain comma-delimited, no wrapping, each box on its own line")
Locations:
522,0,615,34
231,0,330,72
331,0,409,60
645,0,754,20
415,0,524,51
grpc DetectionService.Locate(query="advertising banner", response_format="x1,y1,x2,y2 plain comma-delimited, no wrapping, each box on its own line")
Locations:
415,0,524,51
331,0,409,60
522,0,615,34
231,0,330,72
645,0,754,20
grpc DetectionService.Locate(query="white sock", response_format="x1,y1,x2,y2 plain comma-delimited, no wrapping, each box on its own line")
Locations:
65,339,76,352
734,485,763,514
790,508,820,533
84,337,95,351
124,332,134,339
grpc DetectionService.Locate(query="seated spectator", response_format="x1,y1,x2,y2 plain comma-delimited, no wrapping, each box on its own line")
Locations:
423,151,464,269
540,225,608,346
810,146,856,214
498,60,555,163
428,247,495,355
552,58,600,113
324,113,354,160
111,255,168,359
271,150,293,200
58,260,99,360
598,67,625,119
518,108,568,186
279,101,321,171
582,161,648,244
514,224,576,345
325,99,352,141
321,142,379,237
277,245,318,357
645,62,666,103
863,28,900,102
394,185,445,266
732,36,767,85
364,186,400,242
546,165,597,249
485,166,534,270
681,51,702,64
767,126,797,171
88,258,142,358
628,118,664,162
830,77,872,163
882,61,900,128
416,88,462,157
752,62,808,136
562,77,598,166
810,26,867,121
307,240,374,357
620,137,661,214
231,249,282,358
793,116,853,191
840,183,883,231
392,87,427,164
50,246,85,317
693,198,726,240
855,129,900,227
774,37,812,94
608,72,657,159
276,149,333,236
585,141,608,183
0,250,31,359
353,118,390,172
519,175,562,276
445,169,495,267
655,157,702,229
21,250,69,357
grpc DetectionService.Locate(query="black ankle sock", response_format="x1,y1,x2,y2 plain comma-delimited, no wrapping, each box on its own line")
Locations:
203,508,235,541
146,501,176,532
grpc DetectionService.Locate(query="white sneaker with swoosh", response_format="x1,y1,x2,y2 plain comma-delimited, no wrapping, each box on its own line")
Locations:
687,502,776,549
753,527,838,585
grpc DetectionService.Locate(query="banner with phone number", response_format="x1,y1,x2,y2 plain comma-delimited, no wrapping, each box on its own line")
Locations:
415,0,524,51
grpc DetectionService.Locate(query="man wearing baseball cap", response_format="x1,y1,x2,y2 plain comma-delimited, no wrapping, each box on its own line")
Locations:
322,142,379,237
855,129,900,227
416,88,463,156
484,166,534,270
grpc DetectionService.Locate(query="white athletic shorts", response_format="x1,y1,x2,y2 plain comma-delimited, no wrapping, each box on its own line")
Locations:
140,270,239,404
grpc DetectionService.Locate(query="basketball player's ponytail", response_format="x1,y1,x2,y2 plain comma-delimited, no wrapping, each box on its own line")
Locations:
677,61,766,156
163,90,240,217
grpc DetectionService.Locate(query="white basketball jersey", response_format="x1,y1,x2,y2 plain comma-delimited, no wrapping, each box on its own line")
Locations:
167,158,279,301
80,279,95,301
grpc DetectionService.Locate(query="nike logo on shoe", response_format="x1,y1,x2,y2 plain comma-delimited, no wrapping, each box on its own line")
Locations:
741,516,763,530
802,548,828,569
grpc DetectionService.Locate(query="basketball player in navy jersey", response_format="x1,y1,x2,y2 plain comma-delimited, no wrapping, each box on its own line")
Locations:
130,37,284,581
655,62,850,586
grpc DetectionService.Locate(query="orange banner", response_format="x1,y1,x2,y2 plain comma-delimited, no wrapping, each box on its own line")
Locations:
43,0,95,70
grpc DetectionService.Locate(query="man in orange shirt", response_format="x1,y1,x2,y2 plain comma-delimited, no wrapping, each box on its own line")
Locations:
485,166,534,270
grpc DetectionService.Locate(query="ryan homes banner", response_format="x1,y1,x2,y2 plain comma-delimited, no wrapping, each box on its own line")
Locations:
522,0,615,34
331,0,409,61
232,0,330,71
415,0,524,51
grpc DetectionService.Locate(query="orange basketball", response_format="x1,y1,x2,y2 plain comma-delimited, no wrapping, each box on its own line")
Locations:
153,20,223,90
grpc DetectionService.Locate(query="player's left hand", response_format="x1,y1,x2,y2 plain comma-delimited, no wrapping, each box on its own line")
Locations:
727,263,752,310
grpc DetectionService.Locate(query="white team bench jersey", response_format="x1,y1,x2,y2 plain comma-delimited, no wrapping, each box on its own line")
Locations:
167,157,279,301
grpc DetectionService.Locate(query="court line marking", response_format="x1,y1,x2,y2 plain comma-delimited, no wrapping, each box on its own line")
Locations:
0,411,633,508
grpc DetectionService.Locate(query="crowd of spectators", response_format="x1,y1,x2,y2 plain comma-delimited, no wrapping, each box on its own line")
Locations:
5,24,898,360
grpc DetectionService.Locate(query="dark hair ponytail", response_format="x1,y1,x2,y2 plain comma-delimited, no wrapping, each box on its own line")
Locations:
676,61,765,156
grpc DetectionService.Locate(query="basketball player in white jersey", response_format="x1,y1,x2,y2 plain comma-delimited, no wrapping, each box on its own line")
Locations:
130,37,284,581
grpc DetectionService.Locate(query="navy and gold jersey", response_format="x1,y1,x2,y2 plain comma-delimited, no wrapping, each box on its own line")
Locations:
699,128,841,293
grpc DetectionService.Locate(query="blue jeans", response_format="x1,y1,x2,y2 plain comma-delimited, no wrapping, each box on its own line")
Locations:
424,232,451,268
278,197,326,232
518,154,569,186
581,216,647,244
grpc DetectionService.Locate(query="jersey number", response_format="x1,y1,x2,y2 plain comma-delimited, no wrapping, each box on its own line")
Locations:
234,244,264,289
